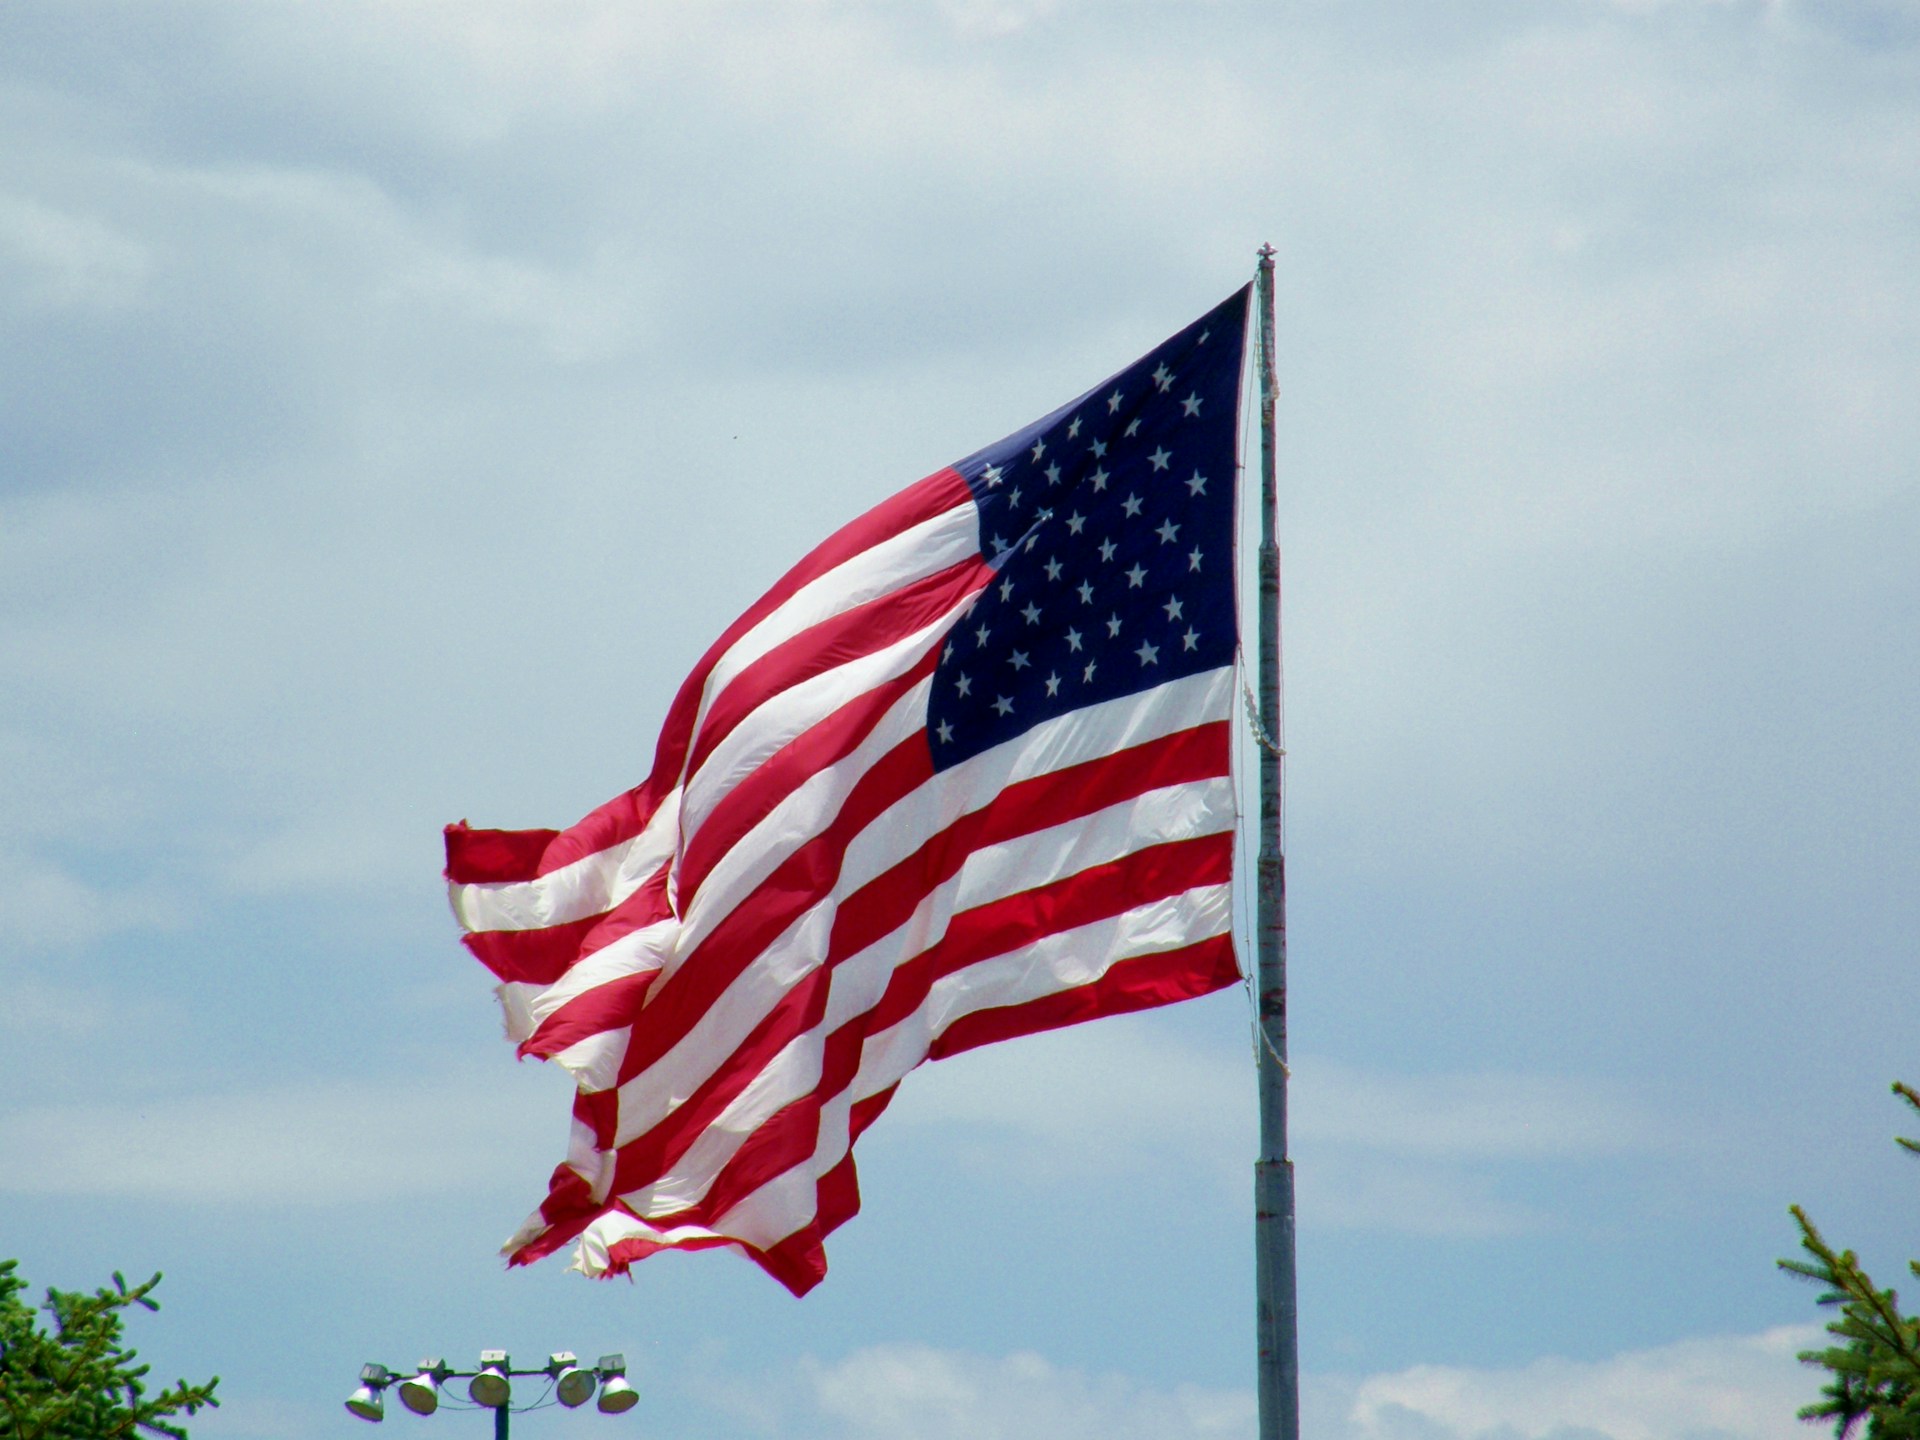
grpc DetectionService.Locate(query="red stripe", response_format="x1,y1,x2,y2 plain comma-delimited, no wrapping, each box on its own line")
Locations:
927,933,1240,1061
462,861,672,984
601,810,1227,1210
862,830,1233,1037
683,556,990,783
596,727,1226,1196
522,968,660,1061
615,733,935,1087
609,970,831,1195
826,721,1231,969
582,1087,887,1295
444,822,559,886
515,472,972,881
676,648,941,906
462,913,600,985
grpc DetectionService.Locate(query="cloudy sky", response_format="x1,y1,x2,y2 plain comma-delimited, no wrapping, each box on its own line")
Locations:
3,2,1916,1437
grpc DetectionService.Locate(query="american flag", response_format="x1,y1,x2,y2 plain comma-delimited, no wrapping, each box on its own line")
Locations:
445,285,1251,1295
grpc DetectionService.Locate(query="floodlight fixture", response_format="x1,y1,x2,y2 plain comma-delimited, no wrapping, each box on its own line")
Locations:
346,1364,393,1422
594,1355,638,1415
469,1351,512,1409
549,1352,596,1409
398,1360,447,1416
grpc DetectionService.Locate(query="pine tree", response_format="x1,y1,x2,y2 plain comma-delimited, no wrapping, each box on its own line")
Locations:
0,1261,219,1440
1779,1082,1920,1439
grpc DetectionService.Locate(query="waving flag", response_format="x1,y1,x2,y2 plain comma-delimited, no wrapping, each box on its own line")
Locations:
445,286,1252,1296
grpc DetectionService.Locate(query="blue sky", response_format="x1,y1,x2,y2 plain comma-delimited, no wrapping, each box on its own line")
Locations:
2,2,1916,1438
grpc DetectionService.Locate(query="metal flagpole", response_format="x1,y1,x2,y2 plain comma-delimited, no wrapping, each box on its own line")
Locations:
1253,244,1299,1440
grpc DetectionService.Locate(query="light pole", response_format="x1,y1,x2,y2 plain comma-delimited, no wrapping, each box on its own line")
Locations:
345,1351,638,1438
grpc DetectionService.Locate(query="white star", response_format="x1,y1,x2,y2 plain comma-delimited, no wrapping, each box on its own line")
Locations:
1090,439,1107,458
1156,519,1180,544
1009,486,1022,508
936,720,954,743
1181,392,1202,417
999,578,1014,601
1066,511,1086,535
1044,557,1063,581
1009,650,1031,671
1045,671,1061,697
1089,466,1109,491
993,695,1014,716
1106,389,1123,413
1045,463,1061,484
1083,660,1097,681
1125,563,1148,588
1098,539,1118,562
1105,613,1123,638
1024,534,1038,551
1152,363,1173,391
1122,493,1144,518
1030,438,1046,461
1066,627,1083,652
1124,418,1141,437
1181,626,1200,651
1186,470,1207,496
1136,640,1160,665
1067,417,1082,439
956,673,973,696
1198,328,1211,344
1021,602,1042,625
1163,596,1184,621
982,465,1003,487
1187,546,1204,572
1076,580,1095,603
974,623,990,646
1148,447,1171,472
990,533,1007,552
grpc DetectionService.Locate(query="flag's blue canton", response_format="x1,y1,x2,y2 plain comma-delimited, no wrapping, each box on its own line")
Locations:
928,287,1250,771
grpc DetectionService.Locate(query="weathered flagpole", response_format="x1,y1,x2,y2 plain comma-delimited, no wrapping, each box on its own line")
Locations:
1253,245,1300,1440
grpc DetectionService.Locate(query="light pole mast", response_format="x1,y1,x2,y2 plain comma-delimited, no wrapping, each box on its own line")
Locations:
1253,244,1299,1440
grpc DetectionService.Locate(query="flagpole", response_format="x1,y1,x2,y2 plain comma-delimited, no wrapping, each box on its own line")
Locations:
1253,244,1300,1440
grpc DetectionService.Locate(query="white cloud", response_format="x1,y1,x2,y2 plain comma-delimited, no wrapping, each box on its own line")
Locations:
1337,1326,1823,1440
684,1329,1829,1440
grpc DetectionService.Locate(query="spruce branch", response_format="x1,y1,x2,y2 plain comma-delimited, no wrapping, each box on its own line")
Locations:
1779,1083,1920,1439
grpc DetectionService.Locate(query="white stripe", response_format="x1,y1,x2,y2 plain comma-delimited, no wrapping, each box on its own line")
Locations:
567,1210,724,1278
679,884,1234,1260
595,783,1228,1213
522,918,674,1030
713,1162,820,1250
450,790,681,934
624,1031,823,1218
678,613,958,845
850,883,1233,1103
837,666,1232,901
676,676,932,946
552,1028,629,1095
822,774,1236,1034
687,504,978,745
596,679,931,1145
604,670,1232,1147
